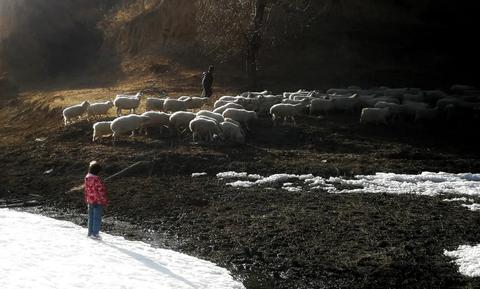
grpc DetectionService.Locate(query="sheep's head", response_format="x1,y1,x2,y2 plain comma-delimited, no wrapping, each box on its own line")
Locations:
107,101,114,107
81,101,90,108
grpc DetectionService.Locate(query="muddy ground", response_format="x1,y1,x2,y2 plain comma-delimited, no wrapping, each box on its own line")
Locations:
2,94,480,288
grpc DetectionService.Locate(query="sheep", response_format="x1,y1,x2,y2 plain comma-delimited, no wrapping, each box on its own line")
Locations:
309,98,335,115
189,117,221,142
163,97,192,113
63,101,90,126
110,114,151,145
213,102,244,115
332,94,360,113
218,96,238,102
269,99,308,126
224,117,241,127
402,93,424,103
141,111,171,135
222,108,258,130
92,121,113,142
169,111,196,133
327,88,355,96
233,97,258,111
187,97,208,110
145,98,166,111
197,110,225,124
400,101,429,118
220,121,245,144
87,101,113,120
374,102,403,123
114,92,142,116
383,88,408,97
240,90,271,98
360,108,390,125
256,95,282,115
414,107,439,123
214,99,235,109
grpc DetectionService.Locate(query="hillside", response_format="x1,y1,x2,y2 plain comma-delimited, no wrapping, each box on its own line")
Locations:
1,0,479,89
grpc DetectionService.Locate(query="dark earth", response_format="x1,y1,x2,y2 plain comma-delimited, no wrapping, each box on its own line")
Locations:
2,96,480,289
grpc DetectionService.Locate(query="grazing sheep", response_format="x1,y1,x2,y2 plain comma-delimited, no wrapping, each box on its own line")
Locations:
114,92,142,116
383,88,408,97
110,114,151,144
92,121,113,142
374,102,403,123
63,101,90,126
402,93,424,103
218,96,239,102
169,111,196,132
141,111,171,135
187,97,208,110
189,117,221,142
163,97,192,113
309,98,335,115
233,97,258,111
332,94,360,113
222,108,258,130
224,117,241,127
87,101,113,120
145,98,166,111
197,110,225,124
256,95,282,115
269,100,308,126
240,90,271,98
213,103,244,114
220,121,245,143
327,88,355,96
360,108,390,125
400,101,429,118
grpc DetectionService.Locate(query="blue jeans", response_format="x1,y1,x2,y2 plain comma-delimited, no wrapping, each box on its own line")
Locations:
88,204,103,236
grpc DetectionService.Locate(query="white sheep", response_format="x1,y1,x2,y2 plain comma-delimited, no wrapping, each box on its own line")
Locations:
222,108,258,130
197,110,225,124
110,114,151,144
187,97,208,110
256,95,282,115
269,100,308,126
233,97,258,111
400,101,429,118
114,92,142,116
220,121,245,144
360,108,390,125
332,94,360,113
92,121,113,142
145,98,166,111
189,117,221,142
224,117,241,127
63,101,90,126
213,102,244,114
169,111,196,133
309,98,335,115
218,96,238,102
163,97,192,113
141,111,171,135
87,101,113,120
240,90,271,98
214,99,237,109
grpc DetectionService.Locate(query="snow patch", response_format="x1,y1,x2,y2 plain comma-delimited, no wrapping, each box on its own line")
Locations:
461,203,480,211
0,209,244,289
445,244,480,277
192,172,207,177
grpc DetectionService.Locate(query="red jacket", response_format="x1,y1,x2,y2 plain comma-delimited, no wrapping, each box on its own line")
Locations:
84,173,109,205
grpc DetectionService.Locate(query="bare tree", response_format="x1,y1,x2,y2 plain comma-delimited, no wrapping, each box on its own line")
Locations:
196,0,321,88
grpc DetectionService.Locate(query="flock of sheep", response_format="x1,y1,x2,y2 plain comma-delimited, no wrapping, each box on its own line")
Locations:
61,84,480,145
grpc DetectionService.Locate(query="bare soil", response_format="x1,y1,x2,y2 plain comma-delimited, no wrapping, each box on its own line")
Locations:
1,77,480,288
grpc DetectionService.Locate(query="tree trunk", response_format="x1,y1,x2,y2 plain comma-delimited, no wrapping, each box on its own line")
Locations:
246,0,266,89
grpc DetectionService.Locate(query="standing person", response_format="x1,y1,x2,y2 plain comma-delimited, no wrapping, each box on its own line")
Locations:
84,160,109,239
201,65,214,98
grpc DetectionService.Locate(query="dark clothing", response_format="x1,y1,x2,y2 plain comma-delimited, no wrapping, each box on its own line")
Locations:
202,71,214,98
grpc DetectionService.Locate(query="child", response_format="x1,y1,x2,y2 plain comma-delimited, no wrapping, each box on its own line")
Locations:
84,160,109,239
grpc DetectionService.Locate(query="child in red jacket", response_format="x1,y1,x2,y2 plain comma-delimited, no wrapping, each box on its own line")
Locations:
84,161,109,239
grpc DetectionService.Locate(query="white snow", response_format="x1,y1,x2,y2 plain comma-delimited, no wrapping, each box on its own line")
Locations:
218,171,480,197
445,245,480,277
328,172,480,196
442,197,472,202
0,209,244,289
461,203,480,211
192,172,207,177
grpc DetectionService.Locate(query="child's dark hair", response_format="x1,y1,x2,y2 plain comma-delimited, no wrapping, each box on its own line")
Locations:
88,161,102,175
